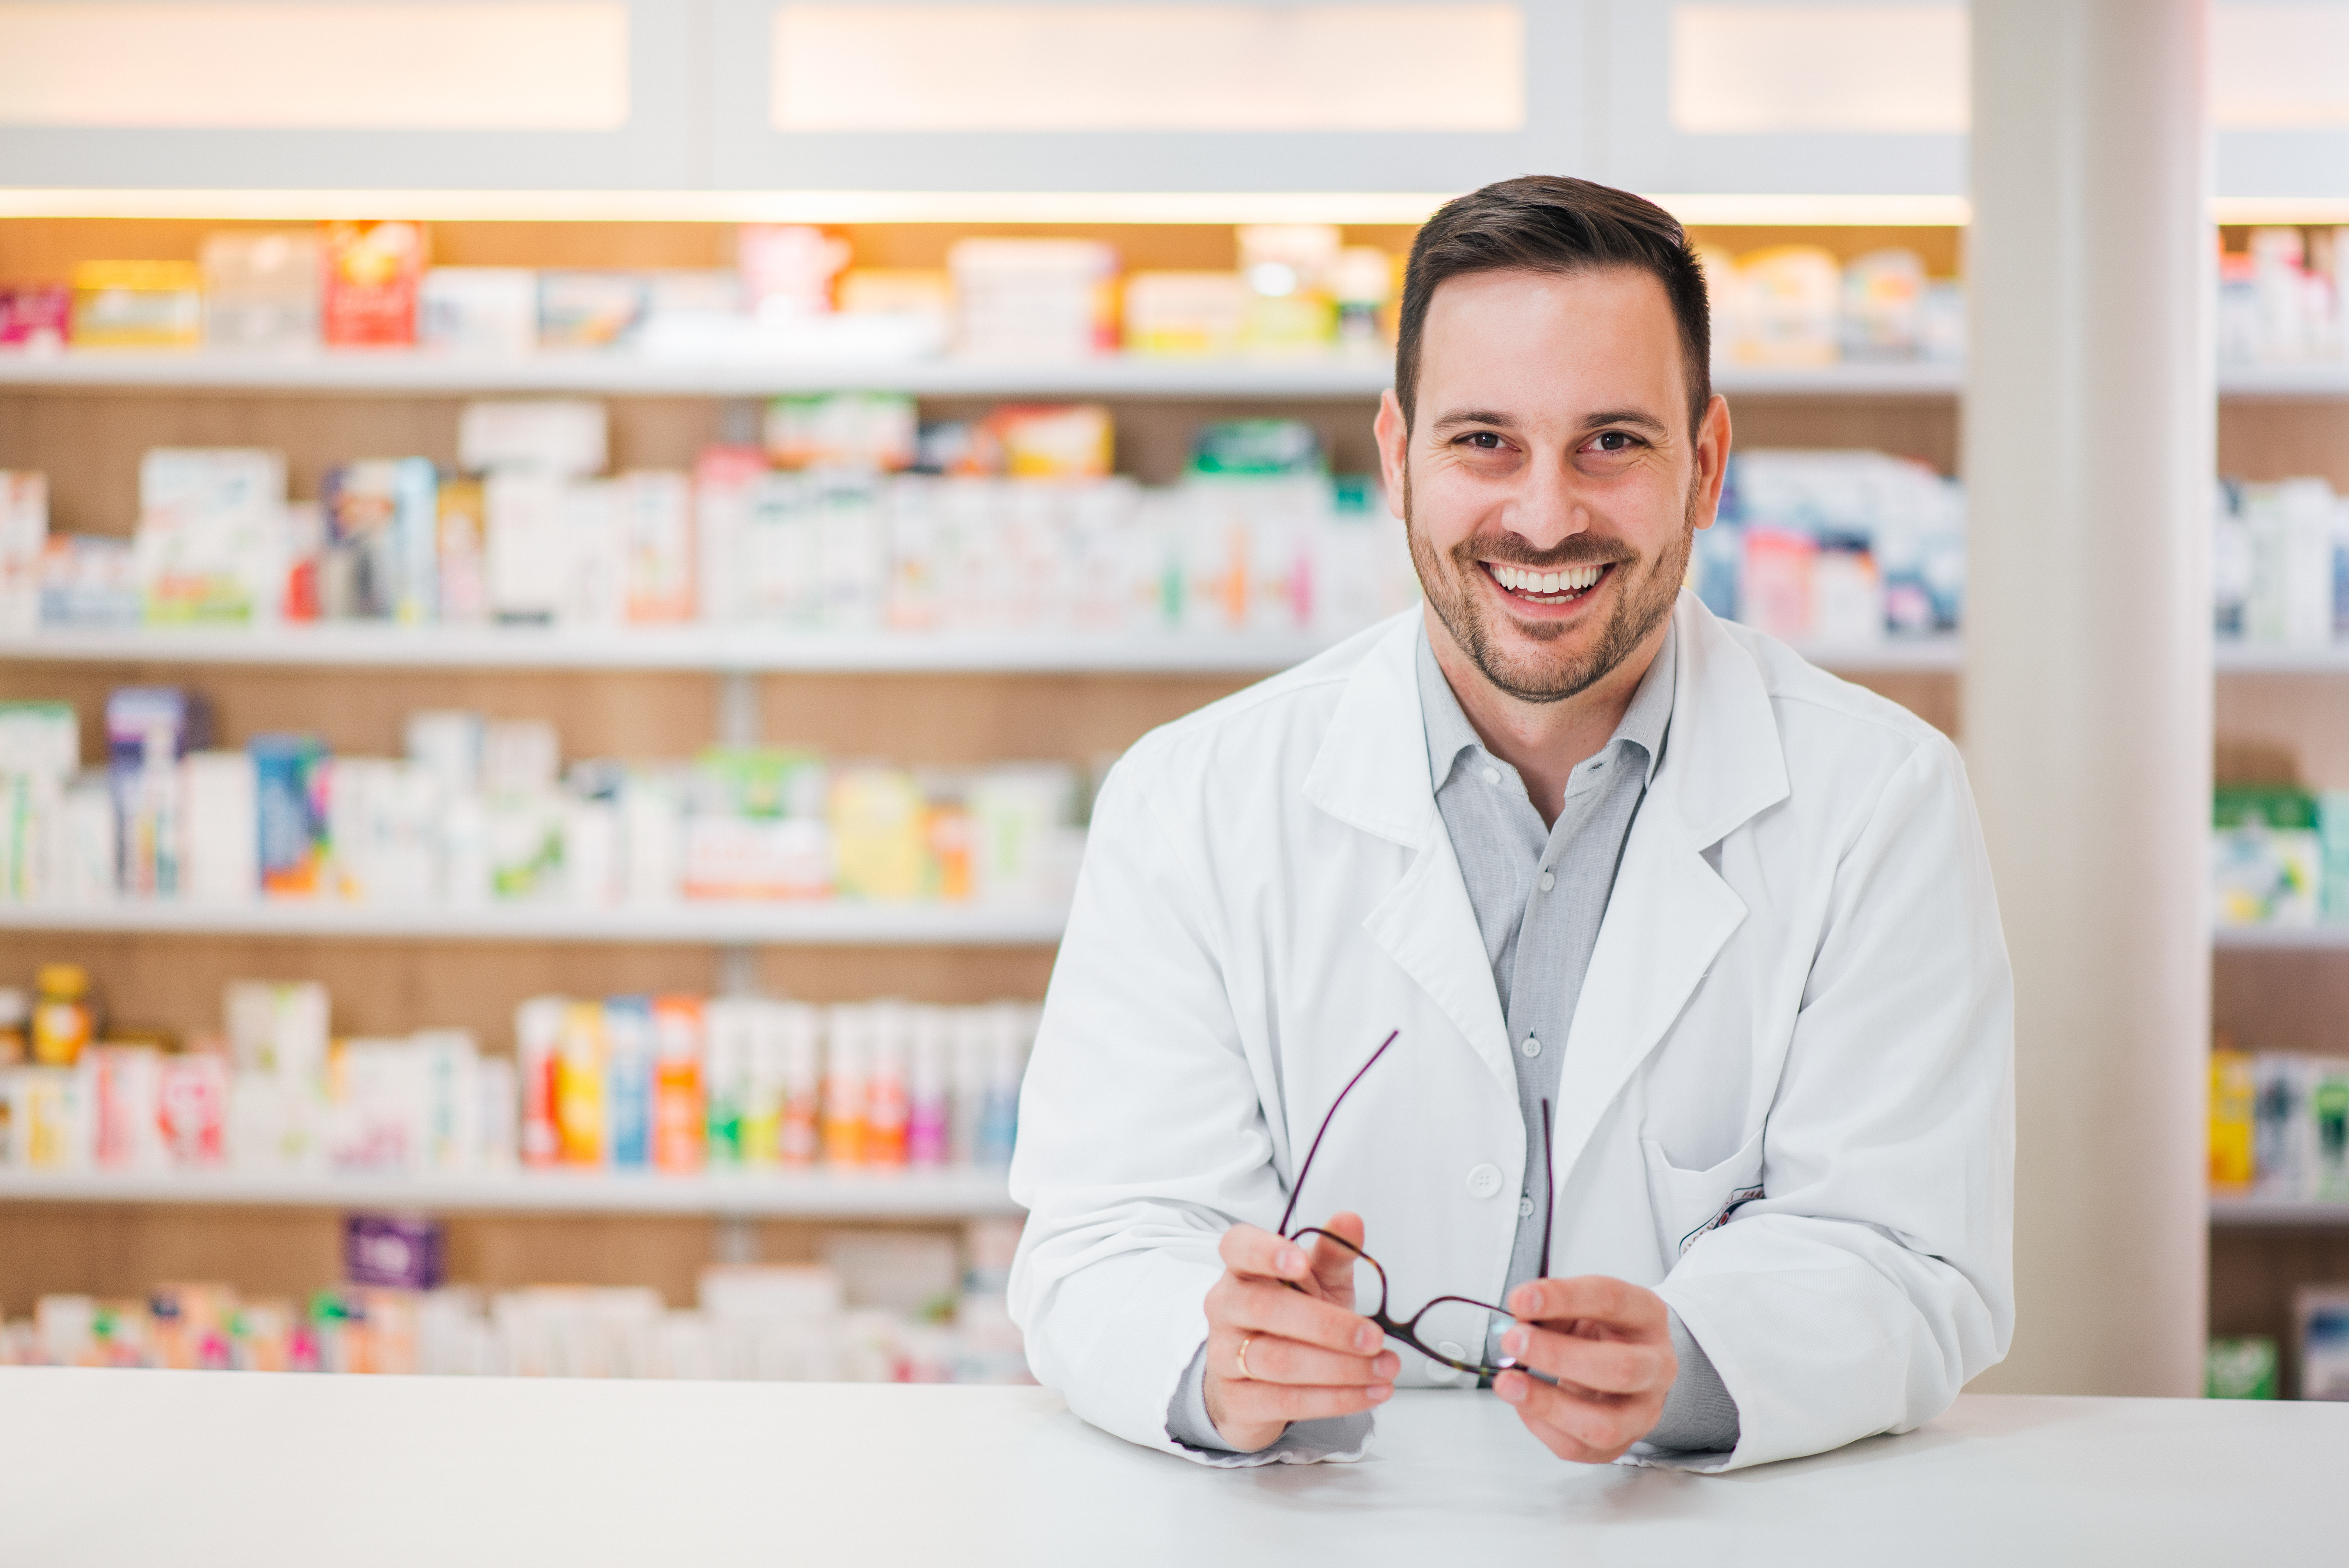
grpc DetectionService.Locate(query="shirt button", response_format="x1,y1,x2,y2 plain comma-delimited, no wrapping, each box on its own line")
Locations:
1517,1195,1535,1218
1539,871,1555,892
1481,765,1501,785
1520,1036,1540,1058
1466,1163,1503,1198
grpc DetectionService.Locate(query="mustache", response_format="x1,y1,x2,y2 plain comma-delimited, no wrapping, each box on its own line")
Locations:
1447,535,1636,570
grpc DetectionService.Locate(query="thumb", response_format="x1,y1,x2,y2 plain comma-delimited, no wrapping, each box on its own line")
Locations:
1305,1210,1368,1301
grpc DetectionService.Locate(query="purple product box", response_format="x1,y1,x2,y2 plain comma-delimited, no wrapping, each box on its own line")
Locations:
344,1212,446,1291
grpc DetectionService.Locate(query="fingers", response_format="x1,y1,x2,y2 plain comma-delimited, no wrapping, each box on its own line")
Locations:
1206,1272,1382,1358
1498,1321,1675,1395
1210,1328,1399,1388
1303,1210,1366,1301
1505,1275,1670,1341
1494,1368,1668,1464
1218,1223,1312,1285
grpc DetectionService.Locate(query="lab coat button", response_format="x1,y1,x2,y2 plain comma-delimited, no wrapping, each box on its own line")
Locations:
1466,1164,1502,1198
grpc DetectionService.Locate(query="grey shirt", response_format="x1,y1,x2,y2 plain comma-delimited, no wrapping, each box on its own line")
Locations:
1166,621,1736,1457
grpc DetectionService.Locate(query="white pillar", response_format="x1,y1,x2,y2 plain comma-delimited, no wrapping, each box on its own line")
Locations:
1963,0,2212,1397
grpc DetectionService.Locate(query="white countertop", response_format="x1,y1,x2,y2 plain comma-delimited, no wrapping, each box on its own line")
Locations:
0,1372,2339,1566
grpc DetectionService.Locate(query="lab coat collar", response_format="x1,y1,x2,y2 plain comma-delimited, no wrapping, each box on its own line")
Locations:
1301,593,1786,855
1302,592,1792,1144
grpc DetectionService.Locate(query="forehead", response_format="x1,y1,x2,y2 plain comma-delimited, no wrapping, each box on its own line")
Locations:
1415,265,1689,426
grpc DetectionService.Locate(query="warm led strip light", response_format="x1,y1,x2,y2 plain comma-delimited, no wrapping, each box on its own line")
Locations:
0,188,1980,228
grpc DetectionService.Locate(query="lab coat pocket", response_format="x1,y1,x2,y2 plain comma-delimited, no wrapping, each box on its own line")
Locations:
1640,1128,1765,1261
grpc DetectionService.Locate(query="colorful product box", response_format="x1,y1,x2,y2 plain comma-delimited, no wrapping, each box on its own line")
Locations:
321,221,426,347
134,447,288,625
0,285,70,349
321,458,438,623
250,735,329,897
343,1213,445,1291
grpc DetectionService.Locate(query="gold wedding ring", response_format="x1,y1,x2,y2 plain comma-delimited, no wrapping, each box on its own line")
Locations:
1236,1336,1255,1380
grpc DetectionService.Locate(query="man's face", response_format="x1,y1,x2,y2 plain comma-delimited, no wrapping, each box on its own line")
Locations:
1375,265,1730,704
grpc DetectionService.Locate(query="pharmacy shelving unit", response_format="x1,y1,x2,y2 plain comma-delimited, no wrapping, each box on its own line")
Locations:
0,303,1986,1310
2203,344,2349,1367
0,1168,1019,1219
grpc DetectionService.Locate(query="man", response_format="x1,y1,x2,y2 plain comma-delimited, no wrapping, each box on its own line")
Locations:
1007,176,2013,1472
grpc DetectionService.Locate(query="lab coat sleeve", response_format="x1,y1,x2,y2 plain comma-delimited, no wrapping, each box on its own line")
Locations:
1639,736,2016,1473
1006,752,1370,1468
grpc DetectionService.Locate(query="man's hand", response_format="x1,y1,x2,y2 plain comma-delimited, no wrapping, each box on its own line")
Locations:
1199,1211,1398,1451
1492,1276,1677,1463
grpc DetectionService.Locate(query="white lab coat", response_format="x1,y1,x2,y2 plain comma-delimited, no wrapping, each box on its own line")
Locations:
1007,593,2014,1472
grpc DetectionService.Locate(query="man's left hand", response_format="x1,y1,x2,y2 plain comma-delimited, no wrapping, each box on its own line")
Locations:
1491,1276,1677,1463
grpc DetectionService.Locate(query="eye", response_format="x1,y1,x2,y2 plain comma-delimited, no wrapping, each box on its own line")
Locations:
1459,431,1506,449
1591,431,1638,452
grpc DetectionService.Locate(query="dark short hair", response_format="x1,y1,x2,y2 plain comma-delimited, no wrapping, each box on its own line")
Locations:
1395,176,1712,438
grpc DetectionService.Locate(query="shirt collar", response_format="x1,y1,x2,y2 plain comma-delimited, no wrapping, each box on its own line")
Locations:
1416,617,1679,792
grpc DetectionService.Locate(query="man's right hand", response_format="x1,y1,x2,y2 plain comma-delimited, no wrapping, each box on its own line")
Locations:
1200,1211,1399,1452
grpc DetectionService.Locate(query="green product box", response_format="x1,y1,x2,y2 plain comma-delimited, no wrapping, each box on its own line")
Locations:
2205,1336,2279,1399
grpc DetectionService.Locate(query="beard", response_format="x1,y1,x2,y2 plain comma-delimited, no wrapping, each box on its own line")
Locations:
1403,474,1697,705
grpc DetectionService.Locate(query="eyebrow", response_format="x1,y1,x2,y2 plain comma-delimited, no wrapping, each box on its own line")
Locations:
1429,408,1517,432
1579,408,1671,436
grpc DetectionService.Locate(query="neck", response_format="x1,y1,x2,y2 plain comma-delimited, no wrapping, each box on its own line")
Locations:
1424,606,1669,828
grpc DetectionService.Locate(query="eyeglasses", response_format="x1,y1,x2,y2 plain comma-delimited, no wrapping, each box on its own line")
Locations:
1275,1029,1554,1383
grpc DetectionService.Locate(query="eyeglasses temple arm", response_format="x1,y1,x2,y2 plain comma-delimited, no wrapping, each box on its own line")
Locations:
1536,1098,1554,1281
1276,1029,1400,1237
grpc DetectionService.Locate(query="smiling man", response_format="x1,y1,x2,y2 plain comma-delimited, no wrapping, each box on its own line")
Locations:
1008,177,2014,1472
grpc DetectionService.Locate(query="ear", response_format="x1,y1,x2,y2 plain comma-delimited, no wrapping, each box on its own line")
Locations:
1689,392,1732,531
1373,389,1410,520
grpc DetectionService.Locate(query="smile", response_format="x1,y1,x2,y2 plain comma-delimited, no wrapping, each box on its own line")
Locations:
1482,561,1612,604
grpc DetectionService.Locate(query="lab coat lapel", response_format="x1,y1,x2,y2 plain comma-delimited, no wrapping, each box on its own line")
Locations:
1549,596,1792,1183
1303,613,1517,1102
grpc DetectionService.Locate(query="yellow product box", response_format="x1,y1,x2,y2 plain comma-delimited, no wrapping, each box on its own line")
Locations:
830,768,926,902
2211,1048,2257,1188
1124,271,1247,358
554,1001,607,1165
71,261,203,349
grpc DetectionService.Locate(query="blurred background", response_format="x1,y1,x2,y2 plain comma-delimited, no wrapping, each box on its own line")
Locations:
0,0,2335,1409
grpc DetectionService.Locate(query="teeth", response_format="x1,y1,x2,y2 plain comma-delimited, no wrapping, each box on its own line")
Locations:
1490,562,1605,597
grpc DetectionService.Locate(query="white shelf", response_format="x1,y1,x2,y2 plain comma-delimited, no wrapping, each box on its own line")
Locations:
2208,1193,2349,1227
8,348,2345,401
0,901,1068,946
2214,643,2349,674
0,625,1964,675
0,347,1972,400
1713,361,1961,396
0,625,1342,675
0,349,1396,400
2215,364,2349,398
2212,926,2349,953
0,1167,1019,1217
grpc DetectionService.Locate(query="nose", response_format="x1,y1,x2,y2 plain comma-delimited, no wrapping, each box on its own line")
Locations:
1496,452,1590,550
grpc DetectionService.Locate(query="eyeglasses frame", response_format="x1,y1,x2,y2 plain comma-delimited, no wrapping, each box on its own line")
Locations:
1272,1029,1556,1383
